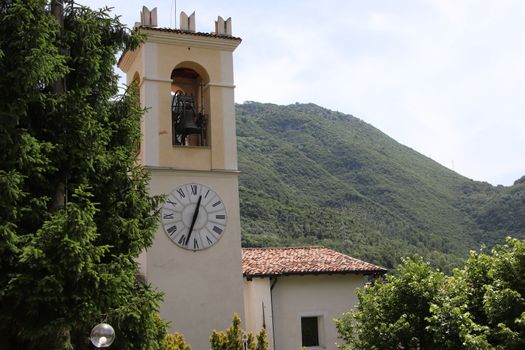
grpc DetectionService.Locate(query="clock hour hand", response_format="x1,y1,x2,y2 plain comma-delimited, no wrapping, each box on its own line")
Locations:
185,195,202,246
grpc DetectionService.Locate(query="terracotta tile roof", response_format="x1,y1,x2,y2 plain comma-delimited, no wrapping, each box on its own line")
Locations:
136,26,242,41
242,246,386,277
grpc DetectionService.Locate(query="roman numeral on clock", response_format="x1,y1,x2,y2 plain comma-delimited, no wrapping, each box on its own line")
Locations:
162,184,227,250
167,225,177,235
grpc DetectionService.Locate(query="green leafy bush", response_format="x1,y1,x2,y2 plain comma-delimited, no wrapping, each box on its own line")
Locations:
336,238,525,349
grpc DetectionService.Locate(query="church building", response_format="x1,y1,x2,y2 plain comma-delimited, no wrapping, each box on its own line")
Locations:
242,247,385,350
118,7,385,350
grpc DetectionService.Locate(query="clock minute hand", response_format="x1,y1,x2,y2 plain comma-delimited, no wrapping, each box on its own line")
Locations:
185,195,202,246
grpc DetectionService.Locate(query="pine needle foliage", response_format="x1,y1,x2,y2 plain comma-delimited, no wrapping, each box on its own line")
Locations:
0,1,165,348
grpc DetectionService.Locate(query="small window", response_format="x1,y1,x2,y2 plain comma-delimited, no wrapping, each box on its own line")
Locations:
301,316,319,347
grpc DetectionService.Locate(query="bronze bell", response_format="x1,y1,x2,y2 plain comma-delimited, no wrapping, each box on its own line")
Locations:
176,102,201,135
172,91,205,145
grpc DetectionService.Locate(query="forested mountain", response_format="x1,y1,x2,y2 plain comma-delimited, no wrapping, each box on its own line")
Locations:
236,102,525,271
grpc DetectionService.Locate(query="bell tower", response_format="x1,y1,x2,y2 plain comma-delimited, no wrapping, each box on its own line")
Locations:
118,8,244,349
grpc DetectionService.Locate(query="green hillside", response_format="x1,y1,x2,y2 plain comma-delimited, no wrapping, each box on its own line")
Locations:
236,102,525,271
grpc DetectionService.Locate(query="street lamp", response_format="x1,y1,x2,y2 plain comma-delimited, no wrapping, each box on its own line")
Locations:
90,323,115,348
242,332,248,350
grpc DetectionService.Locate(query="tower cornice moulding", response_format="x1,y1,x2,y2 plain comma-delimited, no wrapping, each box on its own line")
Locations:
118,45,141,73
142,29,241,51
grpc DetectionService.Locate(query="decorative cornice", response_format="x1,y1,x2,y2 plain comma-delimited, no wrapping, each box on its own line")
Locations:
140,27,241,51
145,166,240,175
143,76,172,84
205,82,236,89
118,27,241,75
118,46,141,73
139,77,235,89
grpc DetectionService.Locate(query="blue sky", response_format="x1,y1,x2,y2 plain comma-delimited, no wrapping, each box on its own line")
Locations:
81,0,525,186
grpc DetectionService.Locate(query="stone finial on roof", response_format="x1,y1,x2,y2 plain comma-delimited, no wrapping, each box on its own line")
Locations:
215,16,232,36
135,6,157,28
180,11,196,32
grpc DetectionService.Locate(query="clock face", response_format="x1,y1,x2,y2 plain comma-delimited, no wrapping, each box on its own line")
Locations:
161,183,227,251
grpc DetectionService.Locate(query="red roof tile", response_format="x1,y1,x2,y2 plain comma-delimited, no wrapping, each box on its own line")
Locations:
242,246,386,277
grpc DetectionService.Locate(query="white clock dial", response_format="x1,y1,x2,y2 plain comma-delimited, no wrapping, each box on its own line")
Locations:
161,183,227,250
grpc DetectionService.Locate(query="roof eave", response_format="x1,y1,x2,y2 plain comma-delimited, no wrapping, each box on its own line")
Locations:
243,269,387,279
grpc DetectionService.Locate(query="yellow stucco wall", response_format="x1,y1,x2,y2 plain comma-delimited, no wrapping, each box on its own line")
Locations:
119,29,241,171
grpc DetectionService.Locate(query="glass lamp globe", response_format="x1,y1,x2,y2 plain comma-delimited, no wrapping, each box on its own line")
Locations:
90,323,115,348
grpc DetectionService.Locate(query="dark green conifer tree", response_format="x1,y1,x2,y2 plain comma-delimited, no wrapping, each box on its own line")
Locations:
0,0,166,348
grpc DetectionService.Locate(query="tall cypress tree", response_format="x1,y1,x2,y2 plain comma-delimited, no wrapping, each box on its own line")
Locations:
0,1,166,348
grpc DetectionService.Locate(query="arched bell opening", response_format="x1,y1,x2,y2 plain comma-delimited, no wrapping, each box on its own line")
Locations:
170,64,210,147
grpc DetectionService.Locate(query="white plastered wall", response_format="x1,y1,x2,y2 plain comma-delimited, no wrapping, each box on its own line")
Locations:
272,274,366,350
243,277,274,348
147,168,245,350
